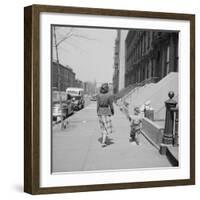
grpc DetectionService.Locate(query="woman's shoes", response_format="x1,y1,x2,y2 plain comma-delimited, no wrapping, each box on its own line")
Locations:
101,143,107,147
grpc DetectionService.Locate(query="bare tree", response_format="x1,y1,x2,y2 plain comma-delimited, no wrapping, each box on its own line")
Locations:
52,26,97,130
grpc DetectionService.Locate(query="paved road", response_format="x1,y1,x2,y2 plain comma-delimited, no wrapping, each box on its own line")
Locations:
52,101,171,172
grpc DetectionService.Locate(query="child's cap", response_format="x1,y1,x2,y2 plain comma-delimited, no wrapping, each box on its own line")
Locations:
145,100,151,106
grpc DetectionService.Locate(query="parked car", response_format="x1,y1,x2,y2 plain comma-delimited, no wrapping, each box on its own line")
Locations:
66,87,85,111
52,91,73,122
90,94,97,101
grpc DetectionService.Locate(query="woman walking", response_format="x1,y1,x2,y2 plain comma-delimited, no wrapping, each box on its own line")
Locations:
97,83,114,147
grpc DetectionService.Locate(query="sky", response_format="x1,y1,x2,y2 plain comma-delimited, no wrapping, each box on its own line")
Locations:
52,26,117,85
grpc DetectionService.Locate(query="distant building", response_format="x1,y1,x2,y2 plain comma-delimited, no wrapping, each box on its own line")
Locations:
112,30,129,93
118,30,128,90
125,30,179,87
108,83,113,94
52,62,76,91
74,79,84,88
113,30,120,94
84,81,97,95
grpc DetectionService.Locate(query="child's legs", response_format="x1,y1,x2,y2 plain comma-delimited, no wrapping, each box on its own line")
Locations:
135,130,140,144
130,129,136,141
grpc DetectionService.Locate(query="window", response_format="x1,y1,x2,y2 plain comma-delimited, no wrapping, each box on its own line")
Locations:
147,32,150,49
143,32,146,53
166,46,170,75
152,32,155,39
151,59,154,77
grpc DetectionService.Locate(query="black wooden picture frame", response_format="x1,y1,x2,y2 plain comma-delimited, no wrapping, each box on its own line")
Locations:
24,4,195,195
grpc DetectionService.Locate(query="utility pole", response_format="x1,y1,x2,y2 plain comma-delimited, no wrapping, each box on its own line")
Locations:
53,26,65,129
52,26,97,129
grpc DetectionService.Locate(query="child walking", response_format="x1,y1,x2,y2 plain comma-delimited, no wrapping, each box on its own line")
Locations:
120,102,142,145
129,107,142,145
122,105,142,145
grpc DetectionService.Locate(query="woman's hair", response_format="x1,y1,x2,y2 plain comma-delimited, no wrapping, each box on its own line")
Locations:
100,83,109,94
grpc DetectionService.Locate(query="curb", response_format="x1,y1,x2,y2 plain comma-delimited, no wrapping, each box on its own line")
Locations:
166,147,179,166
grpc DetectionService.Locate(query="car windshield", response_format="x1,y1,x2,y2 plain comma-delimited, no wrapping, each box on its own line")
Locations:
67,90,79,95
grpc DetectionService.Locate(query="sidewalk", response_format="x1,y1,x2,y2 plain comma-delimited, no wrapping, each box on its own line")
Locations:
52,102,171,173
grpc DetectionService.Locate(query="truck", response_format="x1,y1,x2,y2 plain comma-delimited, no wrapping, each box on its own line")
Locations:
66,87,85,111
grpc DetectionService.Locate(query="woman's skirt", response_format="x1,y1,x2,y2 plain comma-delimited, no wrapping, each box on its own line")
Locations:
98,115,113,135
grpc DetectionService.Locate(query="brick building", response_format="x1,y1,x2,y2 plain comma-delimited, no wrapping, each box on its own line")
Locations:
74,79,84,88
52,61,76,91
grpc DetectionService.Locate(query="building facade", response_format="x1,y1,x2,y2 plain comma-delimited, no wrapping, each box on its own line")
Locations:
52,62,76,91
118,30,128,91
84,81,97,95
113,30,120,94
125,30,179,87
74,79,84,88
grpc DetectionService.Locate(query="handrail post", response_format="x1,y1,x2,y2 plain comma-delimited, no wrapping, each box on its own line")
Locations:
171,107,179,146
162,91,177,144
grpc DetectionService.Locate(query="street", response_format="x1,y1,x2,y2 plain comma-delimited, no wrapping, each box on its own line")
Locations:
52,100,171,173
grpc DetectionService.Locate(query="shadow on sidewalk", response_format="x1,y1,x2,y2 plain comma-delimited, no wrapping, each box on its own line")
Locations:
98,137,115,146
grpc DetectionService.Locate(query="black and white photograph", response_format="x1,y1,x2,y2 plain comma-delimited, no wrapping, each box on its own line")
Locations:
23,4,195,194
51,25,179,173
